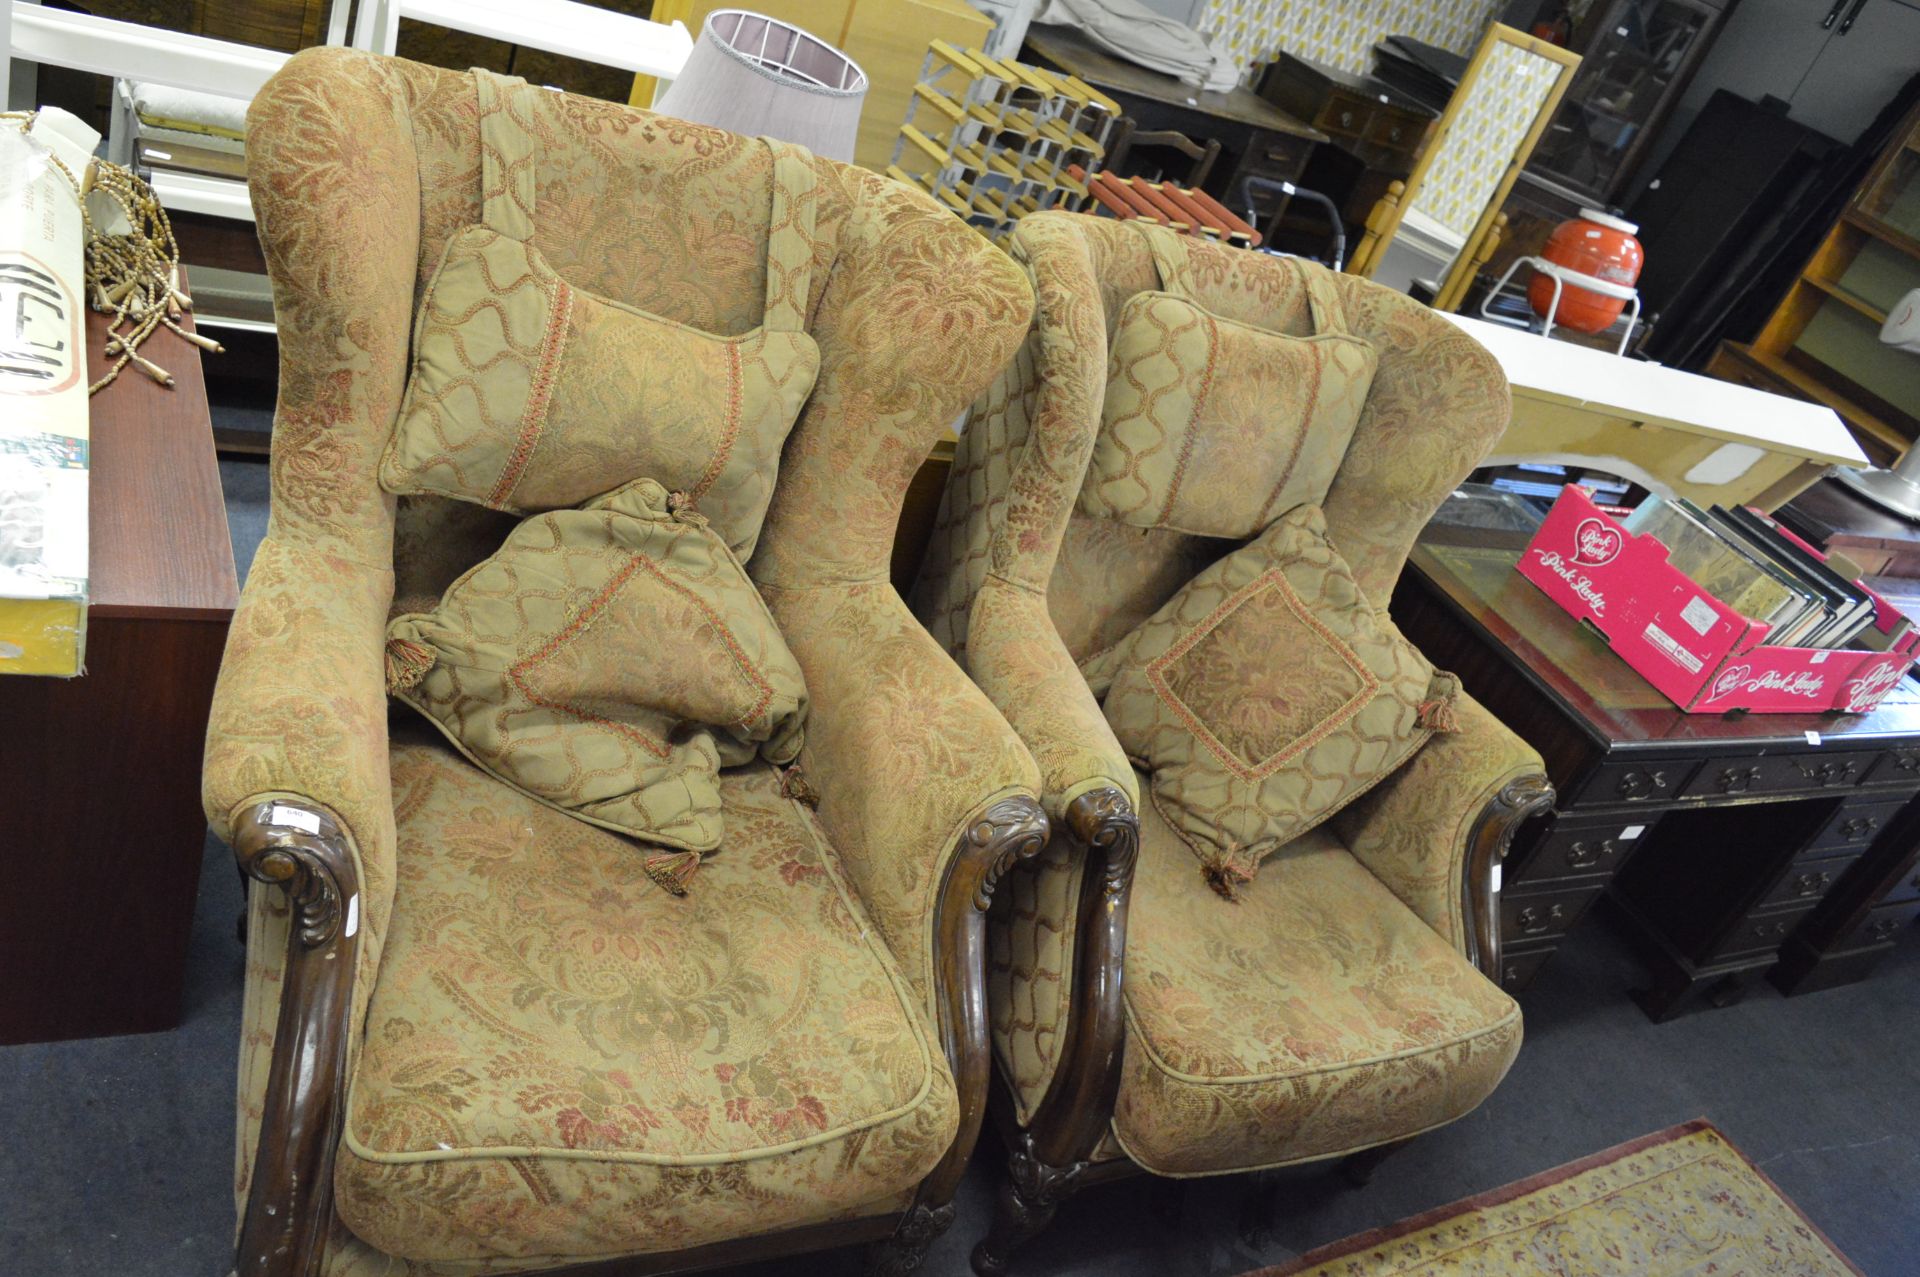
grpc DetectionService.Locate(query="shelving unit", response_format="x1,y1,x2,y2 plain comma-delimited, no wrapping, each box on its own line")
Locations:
887,40,1118,245
1709,100,1920,467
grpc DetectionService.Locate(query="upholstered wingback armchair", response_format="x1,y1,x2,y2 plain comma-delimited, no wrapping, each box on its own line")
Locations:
204,48,1049,1277
911,212,1555,1272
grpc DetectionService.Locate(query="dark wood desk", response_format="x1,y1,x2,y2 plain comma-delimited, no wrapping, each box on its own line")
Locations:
1022,25,1326,220
0,285,239,1044
1255,52,1435,241
1393,528,1920,1021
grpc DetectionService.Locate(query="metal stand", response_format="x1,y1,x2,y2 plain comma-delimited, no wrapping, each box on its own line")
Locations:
1834,445,1920,521
1482,255,1641,356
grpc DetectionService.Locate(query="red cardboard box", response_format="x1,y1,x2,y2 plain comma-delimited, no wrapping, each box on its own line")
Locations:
1516,487,1919,714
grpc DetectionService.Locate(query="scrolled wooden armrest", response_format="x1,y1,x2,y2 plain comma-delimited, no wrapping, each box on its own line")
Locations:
1460,774,1555,984
231,799,362,1277
1025,787,1139,1169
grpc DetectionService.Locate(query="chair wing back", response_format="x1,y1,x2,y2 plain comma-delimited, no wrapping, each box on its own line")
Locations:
248,46,1026,607
915,212,1510,665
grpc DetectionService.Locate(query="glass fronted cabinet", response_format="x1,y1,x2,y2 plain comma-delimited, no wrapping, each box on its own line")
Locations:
1505,0,1732,203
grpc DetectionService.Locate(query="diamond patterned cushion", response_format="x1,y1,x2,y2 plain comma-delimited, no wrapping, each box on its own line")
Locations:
383,478,807,890
1101,504,1457,895
1076,290,1377,539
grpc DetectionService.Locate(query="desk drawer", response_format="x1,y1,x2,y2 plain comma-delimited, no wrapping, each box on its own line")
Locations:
1574,758,1700,808
1235,137,1314,185
1882,862,1920,905
1679,750,1876,800
1312,97,1374,139
1510,817,1651,885
1865,746,1920,786
1498,941,1555,994
1361,109,1426,157
1802,799,1905,858
1836,899,1920,951
1756,857,1858,913
1707,904,1817,964
1501,882,1604,942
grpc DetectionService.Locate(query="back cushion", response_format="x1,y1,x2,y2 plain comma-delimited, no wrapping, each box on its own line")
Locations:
381,226,818,559
1076,290,1377,539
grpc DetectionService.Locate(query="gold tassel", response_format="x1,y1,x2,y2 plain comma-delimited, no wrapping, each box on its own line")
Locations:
780,763,820,808
384,637,436,693
1416,671,1462,734
1201,848,1256,901
644,849,702,897
666,491,707,525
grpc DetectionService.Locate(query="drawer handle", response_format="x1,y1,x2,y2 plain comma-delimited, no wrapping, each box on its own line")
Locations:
1895,753,1920,773
1752,919,1790,941
1715,765,1763,794
1338,109,1354,128
1516,903,1567,934
1616,769,1670,800
1790,871,1835,899
1565,838,1619,870
1385,125,1403,143
1794,759,1858,786
1840,816,1880,841
1868,917,1906,942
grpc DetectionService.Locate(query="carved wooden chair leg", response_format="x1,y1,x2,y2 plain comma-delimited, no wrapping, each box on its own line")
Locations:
1340,1137,1413,1188
971,1134,1091,1276
868,1199,958,1277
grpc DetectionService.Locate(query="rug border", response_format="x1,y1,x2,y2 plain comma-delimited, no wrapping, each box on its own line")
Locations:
1250,1117,1864,1276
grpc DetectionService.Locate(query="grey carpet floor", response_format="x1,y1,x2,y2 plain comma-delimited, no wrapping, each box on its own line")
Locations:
2,453,1915,1277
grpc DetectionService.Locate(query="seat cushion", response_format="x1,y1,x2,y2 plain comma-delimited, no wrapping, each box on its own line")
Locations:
332,737,957,1265
1109,786,1521,1177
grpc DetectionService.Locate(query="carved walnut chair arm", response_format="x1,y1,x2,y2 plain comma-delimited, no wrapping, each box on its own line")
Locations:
757,580,1049,1205
960,575,1142,1166
1331,692,1554,982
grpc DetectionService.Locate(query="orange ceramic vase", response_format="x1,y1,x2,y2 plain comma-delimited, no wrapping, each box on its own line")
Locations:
1529,208,1643,333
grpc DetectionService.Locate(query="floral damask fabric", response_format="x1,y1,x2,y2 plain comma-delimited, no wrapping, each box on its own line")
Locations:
1111,789,1522,1176
1077,225,1377,539
382,72,821,561
1333,693,1546,949
333,739,956,1264
385,478,806,881
909,212,1533,1132
216,46,1039,1270
1102,505,1457,895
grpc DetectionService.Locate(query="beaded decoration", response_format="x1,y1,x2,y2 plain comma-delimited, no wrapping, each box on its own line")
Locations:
3,110,224,394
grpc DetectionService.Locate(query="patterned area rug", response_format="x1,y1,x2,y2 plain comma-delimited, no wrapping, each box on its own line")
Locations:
1247,1119,1862,1276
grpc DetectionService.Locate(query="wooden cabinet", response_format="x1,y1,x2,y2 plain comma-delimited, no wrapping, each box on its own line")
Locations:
1710,100,1920,465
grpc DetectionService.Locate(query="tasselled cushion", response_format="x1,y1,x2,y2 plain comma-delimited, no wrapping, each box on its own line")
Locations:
384,477,808,895
1101,504,1459,896
1075,224,1378,539
379,69,820,560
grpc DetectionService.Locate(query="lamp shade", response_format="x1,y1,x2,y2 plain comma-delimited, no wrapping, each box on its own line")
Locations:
654,10,867,162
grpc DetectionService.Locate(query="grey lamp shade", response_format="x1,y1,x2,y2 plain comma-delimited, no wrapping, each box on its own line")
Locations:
654,10,868,162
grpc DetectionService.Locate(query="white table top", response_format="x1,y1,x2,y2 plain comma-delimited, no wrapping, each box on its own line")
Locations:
1444,312,1869,470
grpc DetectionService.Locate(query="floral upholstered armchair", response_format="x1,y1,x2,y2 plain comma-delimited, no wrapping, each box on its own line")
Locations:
204,48,1050,1277
912,212,1556,1272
